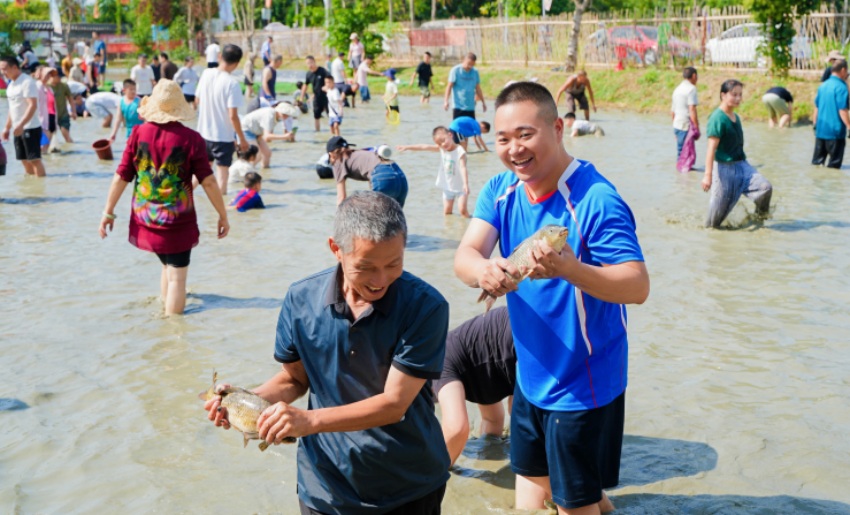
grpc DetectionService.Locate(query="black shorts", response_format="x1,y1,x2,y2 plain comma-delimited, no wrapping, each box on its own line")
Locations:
206,140,235,167
0,164,6,176
313,95,328,120
156,249,191,268
48,114,56,133
450,129,466,145
316,165,334,179
243,77,253,87
183,94,195,103
207,62,218,69
511,388,625,509
299,483,446,515
389,105,400,113
14,128,43,161
452,108,475,120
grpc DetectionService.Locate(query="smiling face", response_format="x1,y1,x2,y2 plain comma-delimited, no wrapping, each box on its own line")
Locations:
330,235,405,304
494,100,565,188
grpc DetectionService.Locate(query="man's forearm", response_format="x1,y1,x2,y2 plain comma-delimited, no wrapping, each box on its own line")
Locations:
454,244,490,287
254,369,309,405
562,260,649,305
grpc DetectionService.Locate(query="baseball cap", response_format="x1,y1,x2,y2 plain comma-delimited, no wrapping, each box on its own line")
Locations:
383,68,396,79
327,136,355,153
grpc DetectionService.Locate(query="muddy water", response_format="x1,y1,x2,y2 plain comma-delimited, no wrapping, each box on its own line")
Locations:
1,91,849,514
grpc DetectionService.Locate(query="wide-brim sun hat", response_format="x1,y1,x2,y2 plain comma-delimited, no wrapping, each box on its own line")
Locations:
826,49,845,64
137,79,196,124
350,33,359,40
274,102,301,118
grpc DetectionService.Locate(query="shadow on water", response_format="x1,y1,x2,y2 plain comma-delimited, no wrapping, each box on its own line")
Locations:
0,196,91,205
450,463,514,490
618,434,717,487
611,493,850,514
60,171,114,179
183,293,282,314
0,398,30,411
462,434,510,462
407,234,460,252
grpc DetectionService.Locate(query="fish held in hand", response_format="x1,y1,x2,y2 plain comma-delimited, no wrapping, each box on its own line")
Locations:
199,371,296,451
478,225,569,312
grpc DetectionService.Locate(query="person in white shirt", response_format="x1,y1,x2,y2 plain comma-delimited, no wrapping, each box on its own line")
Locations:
356,55,382,104
131,54,156,97
174,56,200,105
85,91,121,128
348,33,365,70
671,66,700,166
205,40,221,69
331,52,347,91
1,56,46,176
195,43,249,194
239,103,300,168
322,76,344,137
564,113,605,137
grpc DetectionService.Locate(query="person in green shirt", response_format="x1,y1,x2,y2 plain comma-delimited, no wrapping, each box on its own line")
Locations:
703,79,773,228
46,70,76,144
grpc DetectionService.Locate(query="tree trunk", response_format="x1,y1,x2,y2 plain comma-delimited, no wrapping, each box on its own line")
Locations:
431,0,435,20
389,0,393,24
565,0,590,72
410,0,414,25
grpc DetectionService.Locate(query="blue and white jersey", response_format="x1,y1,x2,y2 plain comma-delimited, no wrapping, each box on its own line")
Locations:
474,158,644,411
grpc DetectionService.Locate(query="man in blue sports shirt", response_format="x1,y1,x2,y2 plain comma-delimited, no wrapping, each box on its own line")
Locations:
455,82,650,515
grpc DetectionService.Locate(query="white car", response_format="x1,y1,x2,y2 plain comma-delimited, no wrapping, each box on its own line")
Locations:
705,23,811,67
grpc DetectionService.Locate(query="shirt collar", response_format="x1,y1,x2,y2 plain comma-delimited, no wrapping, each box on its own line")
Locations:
323,264,399,318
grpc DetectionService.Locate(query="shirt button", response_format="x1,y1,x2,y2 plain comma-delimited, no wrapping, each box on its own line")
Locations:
350,350,356,356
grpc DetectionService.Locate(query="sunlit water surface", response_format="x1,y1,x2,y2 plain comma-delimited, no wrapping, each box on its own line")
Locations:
1,89,849,514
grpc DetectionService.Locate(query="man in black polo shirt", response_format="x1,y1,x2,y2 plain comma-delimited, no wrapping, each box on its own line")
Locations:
433,306,515,466
205,191,450,514
300,55,331,132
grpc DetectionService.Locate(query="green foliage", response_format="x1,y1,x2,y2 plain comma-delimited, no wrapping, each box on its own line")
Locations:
168,16,195,61
130,1,155,56
0,1,51,44
326,3,384,59
637,68,660,85
745,0,819,76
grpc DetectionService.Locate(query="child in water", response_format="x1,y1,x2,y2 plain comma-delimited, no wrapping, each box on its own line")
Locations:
323,76,344,137
383,69,399,120
108,79,143,143
564,112,605,137
229,144,260,183
229,171,265,212
396,126,470,217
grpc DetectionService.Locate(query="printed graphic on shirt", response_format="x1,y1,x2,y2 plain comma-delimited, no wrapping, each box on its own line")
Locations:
132,143,192,226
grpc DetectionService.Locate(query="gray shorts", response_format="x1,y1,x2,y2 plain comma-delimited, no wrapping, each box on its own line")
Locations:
762,93,791,118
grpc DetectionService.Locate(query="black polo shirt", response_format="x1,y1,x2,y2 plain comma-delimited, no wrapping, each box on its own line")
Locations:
433,306,516,405
275,265,450,513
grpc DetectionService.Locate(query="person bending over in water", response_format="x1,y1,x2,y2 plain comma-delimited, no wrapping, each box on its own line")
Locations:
433,307,515,467
564,112,605,137
703,79,773,228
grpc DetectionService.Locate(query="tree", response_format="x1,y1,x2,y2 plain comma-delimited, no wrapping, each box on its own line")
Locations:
232,0,260,54
745,0,818,75
326,4,384,58
565,0,590,72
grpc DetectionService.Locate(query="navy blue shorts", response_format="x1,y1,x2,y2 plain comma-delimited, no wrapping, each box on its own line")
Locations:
510,386,625,510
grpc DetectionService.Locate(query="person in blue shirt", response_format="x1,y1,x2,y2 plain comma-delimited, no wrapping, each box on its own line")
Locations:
205,191,450,513
443,53,486,120
455,81,649,514
813,59,850,169
261,36,273,67
92,32,107,84
228,171,265,212
450,115,491,152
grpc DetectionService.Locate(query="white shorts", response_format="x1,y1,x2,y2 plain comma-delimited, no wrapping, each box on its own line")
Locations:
442,189,464,201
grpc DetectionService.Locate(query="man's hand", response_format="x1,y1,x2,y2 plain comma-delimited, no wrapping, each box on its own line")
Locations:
443,99,449,111
238,138,249,153
258,402,314,444
481,102,487,113
1,129,9,142
526,239,577,280
13,125,24,137
478,257,522,299
204,383,233,430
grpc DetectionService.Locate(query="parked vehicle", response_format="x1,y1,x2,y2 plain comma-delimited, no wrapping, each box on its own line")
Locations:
607,25,699,65
13,37,69,62
705,23,812,67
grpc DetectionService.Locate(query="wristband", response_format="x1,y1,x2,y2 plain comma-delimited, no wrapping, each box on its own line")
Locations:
103,212,116,220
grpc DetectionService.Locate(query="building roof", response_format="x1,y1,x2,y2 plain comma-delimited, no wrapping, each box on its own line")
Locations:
17,21,128,33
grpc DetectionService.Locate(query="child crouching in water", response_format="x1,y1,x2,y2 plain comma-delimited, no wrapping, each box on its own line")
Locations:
229,171,265,212
396,126,470,217
564,112,605,137
229,144,260,183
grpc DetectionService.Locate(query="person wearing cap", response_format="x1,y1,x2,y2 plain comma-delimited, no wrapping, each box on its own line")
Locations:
813,59,850,169
348,33,365,71
131,54,156,98
239,103,300,168
444,53,486,120
327,136,409,207
822,50,845,82
98,79,230,316
383,69,399,118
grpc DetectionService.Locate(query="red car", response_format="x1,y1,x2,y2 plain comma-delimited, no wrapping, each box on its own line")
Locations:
607,25,698,65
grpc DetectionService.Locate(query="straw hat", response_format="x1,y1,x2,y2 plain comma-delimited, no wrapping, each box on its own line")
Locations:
826,49,845,64
137,79,195,124
274,102,301,118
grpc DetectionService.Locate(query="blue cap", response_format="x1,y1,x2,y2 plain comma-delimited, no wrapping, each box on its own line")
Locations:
383,68,396,79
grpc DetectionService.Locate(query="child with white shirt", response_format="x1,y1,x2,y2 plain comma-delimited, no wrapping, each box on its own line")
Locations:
396,126,470,217
564,112,605,137
322,76,344,136
229,144,260,182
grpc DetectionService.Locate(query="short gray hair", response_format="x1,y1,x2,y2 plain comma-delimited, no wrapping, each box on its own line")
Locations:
333,191,407,253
